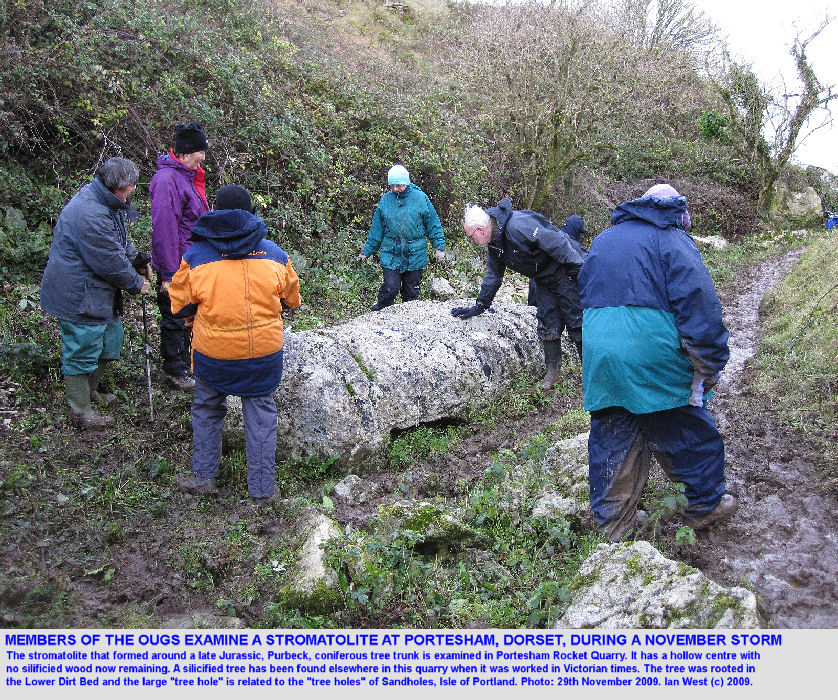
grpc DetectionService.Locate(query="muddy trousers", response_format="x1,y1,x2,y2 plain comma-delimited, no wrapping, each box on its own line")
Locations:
191,378,278,499
376,268,423,308
588,405,726,541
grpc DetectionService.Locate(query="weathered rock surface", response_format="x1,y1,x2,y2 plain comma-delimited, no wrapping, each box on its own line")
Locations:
692,234,728,250
770,182,823,228
227,300,549,467
532,492,586,520
332,474,381,504
377,499,490,552
427,276,457,300
288,511,341,596
540,432,591,501
553,540,760,629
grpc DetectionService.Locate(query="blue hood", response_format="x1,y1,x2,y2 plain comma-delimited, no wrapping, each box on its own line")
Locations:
562,214,587,242
611,195,688,230
190,209,268,258
486,197,514,232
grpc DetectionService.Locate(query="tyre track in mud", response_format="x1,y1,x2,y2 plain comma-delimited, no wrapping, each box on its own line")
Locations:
690,248,838,628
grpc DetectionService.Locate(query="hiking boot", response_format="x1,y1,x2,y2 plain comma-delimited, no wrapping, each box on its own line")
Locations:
69,410,114,430
177,475,218,495
251,493,277,508
65,374,114,431
682,494,738,530
165,373,195,391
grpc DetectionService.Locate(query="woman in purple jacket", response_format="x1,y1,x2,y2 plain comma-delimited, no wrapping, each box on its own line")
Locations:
148,121,210,390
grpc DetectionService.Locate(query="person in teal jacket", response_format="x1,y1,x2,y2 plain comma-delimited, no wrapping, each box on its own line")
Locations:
358,164,445,310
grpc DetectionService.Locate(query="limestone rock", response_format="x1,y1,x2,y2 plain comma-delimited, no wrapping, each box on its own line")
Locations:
532,492,587,520
692,234,728,250
332,474,381,504
289,511,341,596
770,182,823,228
540,432,591,500
376,499,490,552
428,276,457,300
553,540,760,629
226,300,543,467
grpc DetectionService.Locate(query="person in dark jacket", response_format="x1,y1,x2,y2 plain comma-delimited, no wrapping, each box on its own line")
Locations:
579,183,737,541
169,185,301,504
526,215,589,379
453,200,586,389
358,164,445,310
149,121,210,390
40,157,152,429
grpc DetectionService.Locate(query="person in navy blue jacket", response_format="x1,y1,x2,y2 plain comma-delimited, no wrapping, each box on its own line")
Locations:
579,183,737,541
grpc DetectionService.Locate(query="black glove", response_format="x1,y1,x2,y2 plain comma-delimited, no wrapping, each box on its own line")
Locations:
451,302,485,319
133,251,152,272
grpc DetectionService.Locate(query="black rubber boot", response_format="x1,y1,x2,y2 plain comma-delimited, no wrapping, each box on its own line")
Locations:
541,339,563,390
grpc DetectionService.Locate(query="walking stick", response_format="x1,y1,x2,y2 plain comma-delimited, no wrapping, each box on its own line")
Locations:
141,295,154,422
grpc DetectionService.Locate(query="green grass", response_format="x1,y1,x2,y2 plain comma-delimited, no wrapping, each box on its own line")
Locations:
749,233,838,480
546,407,590,440
321,435,599,627
387,424,460,467
699,228,811,289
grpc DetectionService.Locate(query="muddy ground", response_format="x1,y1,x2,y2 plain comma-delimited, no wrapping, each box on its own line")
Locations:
686,249,838,628
339,247,838,628
1,249,836,629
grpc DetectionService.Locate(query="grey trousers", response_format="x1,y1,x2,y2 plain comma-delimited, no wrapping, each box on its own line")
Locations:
191,377,278,499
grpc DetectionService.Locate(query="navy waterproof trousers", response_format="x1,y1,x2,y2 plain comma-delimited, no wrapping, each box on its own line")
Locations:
588,404,726,541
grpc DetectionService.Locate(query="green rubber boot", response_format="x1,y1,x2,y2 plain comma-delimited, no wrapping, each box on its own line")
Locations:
65,374,114,430
89,361,117,405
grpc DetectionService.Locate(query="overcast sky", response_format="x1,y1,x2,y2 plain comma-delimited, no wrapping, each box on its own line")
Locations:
694,0,836,173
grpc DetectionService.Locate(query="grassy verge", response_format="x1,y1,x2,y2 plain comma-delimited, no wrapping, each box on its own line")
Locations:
749,233,838,482
698,228,811,291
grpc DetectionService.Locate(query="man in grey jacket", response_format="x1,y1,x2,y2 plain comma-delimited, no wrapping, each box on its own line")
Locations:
40,157,152,429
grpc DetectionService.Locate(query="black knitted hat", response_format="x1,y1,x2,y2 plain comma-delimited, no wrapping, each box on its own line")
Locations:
174,121,209,154
215,184,253,212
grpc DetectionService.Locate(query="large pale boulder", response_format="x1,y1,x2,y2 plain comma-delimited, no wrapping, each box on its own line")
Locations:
540,432,591,501
553,540,760,629
427,276,457,300
227,300,549,467
770,182,823,228
289,511,341,595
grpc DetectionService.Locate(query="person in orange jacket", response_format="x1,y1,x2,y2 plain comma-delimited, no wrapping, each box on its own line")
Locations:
169,184,301,504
